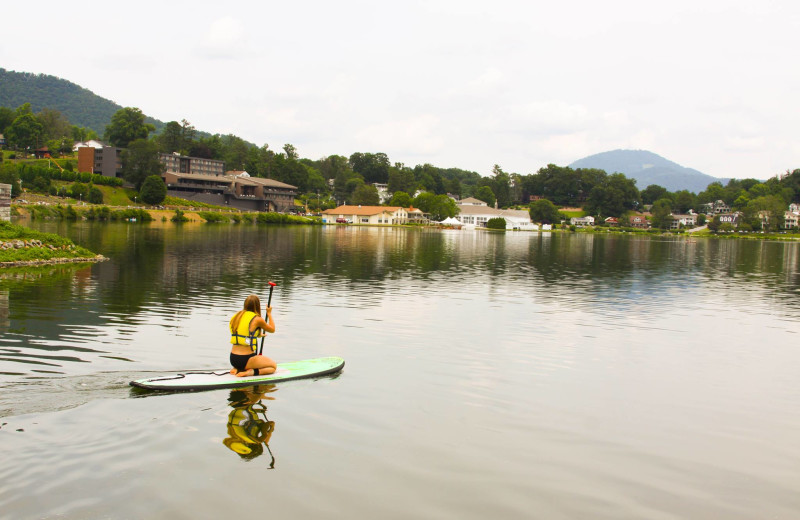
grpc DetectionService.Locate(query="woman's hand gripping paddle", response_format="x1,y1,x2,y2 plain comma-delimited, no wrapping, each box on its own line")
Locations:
259,282,277,355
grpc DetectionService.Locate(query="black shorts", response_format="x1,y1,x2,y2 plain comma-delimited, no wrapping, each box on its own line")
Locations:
230,352,255,372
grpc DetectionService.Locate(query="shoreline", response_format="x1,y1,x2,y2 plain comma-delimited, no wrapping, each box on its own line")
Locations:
0,255,107,268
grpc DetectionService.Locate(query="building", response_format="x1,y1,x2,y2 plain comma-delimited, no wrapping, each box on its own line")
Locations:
372,183,391,204
605,217,619,226
784,210,799,229
160,152,224,177
717,213,739,227
455,198,533,228
628,215,649,229
164,170,297,212
0,134,6,148
701,200,731,215
0,183,10,222
321,205,411,224
570,216,595,226
670,214,697,230
77,143,123,179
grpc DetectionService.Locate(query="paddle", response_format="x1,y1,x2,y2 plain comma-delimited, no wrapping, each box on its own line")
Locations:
259,282,277,355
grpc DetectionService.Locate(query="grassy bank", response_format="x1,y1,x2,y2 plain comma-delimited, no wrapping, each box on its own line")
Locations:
0,221,104,266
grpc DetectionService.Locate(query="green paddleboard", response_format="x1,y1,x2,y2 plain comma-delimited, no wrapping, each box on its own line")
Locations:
130,356,345,391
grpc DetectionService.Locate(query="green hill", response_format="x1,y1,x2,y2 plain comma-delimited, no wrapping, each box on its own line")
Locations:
0,68,163,135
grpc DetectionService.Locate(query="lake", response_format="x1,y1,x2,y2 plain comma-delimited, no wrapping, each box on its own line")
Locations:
1,222,799,519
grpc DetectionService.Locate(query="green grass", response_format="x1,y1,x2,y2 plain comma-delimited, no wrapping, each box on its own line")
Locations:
560,209,585,218
0,221,98,263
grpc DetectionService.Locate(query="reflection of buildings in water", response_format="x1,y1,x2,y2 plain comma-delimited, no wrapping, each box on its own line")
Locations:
0,290,8,329
223,385,277,465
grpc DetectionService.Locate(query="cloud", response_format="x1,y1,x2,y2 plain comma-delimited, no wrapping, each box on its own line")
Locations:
354,115,445,157
195,17,248,60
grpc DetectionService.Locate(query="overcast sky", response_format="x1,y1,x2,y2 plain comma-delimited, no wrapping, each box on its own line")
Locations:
2,0,798,180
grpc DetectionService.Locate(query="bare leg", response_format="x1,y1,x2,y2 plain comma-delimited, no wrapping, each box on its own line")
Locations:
235,355,277,377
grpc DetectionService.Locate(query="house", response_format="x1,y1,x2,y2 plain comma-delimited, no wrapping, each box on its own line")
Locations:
0,134,6,148
717,213,739,227
710,200,730,214
604,217,619,226
628,215,649,229
670,214,697,230
321,205,411,224
784,210,799,229
456,202,532,228
372,183,391,204
458,197,488,206
32,147,50,159
570,216,595,226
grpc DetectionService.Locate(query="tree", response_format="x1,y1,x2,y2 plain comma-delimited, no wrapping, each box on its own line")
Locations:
350,152,390,184
428,194,458,221
491,165,512,208
390,191,412,207
388,167,417,195
283,143,298,160
641,184,669,205
88,186,104,204
473,185,496,207
529,199,560,224
351,184,380,205
650,198,673,229
36,108,72,141
105,107,155,147
585,173,639,217
139,175,167,205
673,190,696,213
0,107,15,134
121,139,165,190
157,121,185,154
7,113,44,150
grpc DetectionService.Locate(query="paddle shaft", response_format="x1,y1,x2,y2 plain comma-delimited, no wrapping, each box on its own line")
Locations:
259,282,277,355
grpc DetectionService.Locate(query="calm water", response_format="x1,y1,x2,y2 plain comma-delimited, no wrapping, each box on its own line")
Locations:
1,221,799,519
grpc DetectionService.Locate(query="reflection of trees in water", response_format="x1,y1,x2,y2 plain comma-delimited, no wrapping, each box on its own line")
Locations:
223,385,277,465
18,222,800,318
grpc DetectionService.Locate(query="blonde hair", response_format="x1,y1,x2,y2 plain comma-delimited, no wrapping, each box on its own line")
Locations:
230,295,262,334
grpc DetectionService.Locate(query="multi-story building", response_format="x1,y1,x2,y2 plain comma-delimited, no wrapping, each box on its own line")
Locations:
164,170,297,212
76,142,123,179
159,153,225,177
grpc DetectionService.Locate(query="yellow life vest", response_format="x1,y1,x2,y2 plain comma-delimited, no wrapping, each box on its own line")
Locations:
230,310,260,351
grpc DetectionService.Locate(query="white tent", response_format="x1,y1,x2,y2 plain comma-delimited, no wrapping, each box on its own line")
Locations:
440,217,462,226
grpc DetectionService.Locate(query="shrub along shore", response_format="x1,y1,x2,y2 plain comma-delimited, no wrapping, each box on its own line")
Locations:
0,221,105,267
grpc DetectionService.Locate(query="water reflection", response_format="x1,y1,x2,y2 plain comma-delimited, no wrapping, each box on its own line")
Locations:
223,385,277,465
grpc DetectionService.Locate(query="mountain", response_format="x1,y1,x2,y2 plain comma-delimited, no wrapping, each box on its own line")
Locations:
0,68,163,135
569,149,728,193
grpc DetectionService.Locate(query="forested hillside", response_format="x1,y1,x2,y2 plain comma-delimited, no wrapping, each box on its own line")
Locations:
0,69,162,135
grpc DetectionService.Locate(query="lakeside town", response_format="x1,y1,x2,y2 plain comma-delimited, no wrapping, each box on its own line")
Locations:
1,104,799,240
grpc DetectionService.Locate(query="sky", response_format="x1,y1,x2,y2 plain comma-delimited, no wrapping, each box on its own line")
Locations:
2,0,798,180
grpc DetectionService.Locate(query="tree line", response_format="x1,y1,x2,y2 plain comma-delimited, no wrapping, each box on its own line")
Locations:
3,102,799,225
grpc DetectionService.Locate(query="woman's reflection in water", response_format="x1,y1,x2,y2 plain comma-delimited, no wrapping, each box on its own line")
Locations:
223,385,277,466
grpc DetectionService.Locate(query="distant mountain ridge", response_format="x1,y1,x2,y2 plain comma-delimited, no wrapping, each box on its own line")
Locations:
569,149,727,193
0,68,163,135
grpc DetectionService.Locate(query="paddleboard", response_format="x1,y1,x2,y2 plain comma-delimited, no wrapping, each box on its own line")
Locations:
130,356,345,391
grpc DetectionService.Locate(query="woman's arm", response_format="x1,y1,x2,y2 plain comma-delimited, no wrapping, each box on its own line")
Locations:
252,307,275,334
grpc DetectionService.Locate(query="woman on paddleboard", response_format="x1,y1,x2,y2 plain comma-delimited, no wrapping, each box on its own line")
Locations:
229,295,277,377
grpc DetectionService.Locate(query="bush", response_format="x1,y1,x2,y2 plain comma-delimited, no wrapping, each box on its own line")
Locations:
171,209,189,222
486,217,507,230
198,211,230,223
139,175,167,205
88,186,104,204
